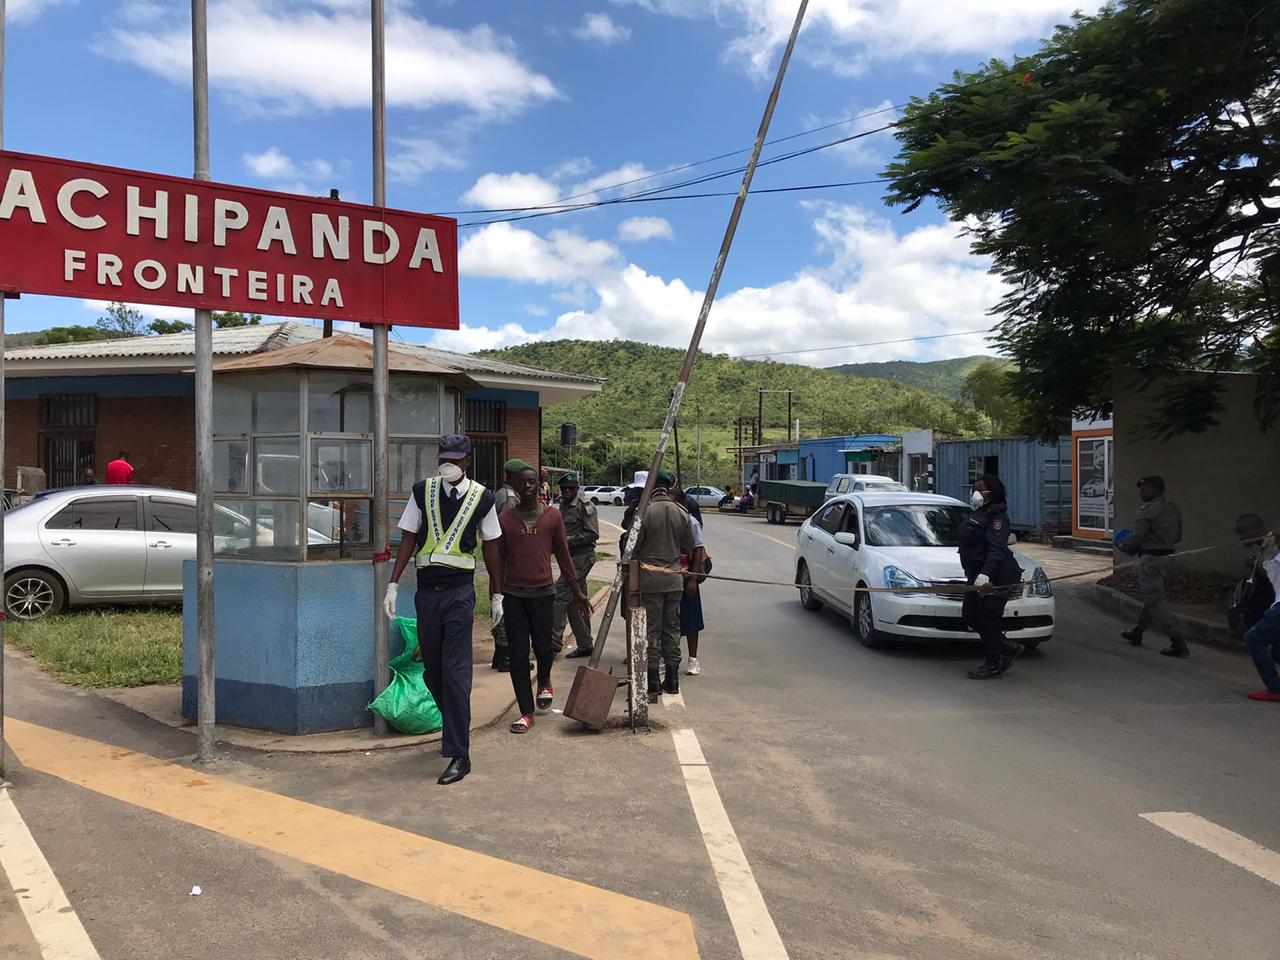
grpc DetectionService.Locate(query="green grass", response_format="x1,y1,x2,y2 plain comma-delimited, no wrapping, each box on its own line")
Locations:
7,608,183,687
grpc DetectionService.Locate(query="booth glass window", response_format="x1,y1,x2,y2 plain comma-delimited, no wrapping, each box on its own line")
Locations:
310,438,372,495
390,377,441,435
214,439,249,494
214,499,302,561
391,440,438,495
254,437,301,496
308,373,373,434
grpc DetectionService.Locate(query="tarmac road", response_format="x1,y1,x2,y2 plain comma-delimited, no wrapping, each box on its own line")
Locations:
2,504,1278,960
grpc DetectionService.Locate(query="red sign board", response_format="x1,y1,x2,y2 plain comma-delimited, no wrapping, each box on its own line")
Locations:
0,151,459,329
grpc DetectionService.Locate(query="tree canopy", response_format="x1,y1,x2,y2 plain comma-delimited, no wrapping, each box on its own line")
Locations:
886,0,1279,437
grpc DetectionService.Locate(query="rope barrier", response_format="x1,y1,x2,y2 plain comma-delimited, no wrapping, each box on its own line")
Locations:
634,537,1247,598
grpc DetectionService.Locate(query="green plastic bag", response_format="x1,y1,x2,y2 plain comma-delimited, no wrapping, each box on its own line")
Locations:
368,617,443,735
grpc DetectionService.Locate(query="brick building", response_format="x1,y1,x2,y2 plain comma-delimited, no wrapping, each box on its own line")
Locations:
4,322,600,493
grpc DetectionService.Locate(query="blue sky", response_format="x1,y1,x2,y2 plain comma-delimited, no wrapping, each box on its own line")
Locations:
4,0,1097,365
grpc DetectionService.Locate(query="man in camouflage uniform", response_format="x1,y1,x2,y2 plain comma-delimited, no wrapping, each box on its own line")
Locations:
554,474,600,657
490,459,526,672
1121,475,1189,658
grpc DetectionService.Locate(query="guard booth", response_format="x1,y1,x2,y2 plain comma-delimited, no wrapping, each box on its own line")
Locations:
180,335,475,734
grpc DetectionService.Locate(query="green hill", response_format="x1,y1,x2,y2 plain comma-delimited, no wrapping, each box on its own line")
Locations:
824,355,1000,400
478,341,985,485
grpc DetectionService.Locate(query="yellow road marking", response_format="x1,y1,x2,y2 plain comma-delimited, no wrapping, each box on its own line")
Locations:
7,719,699,960
744,528,795,550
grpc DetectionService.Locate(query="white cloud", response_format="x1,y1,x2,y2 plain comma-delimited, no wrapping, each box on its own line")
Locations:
458,223,620,284
617,216,675,242
461,172,561,210
571,163,655,202
549,157,594,180
572,12,632,46
82,299,195,325
241,147,338,195
523,303,550,317
105,1,560,118
442,204,1002,364
619,0,1101,75
387,138,465,182
10,0,71,22
806,99,899,165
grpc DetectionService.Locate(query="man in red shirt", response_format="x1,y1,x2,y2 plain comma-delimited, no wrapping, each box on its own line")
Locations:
496,466,590,733
105,451,134,485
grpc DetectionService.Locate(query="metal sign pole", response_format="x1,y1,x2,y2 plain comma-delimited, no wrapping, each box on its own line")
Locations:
370,0,390,733
596,0,810,726
191,0,216,763
0,0,8,782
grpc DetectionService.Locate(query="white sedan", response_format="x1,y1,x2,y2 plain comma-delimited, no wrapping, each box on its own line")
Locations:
588,485,625,505
794,492,1054,649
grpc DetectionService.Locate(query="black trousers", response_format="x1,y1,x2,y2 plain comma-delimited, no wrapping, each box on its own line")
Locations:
415,580,475,759
504,594,555,717
962,591,1009,663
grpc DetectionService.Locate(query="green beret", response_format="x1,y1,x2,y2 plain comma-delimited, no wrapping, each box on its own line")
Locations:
504,459,532,474
656,468,676,485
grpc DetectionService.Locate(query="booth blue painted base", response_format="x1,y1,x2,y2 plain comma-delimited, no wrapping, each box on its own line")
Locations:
181,559,412,735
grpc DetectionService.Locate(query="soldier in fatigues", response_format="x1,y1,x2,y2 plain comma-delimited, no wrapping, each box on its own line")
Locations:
1121,475,1189,658
554,474,600,657
631,469,695,697
489,459,525,672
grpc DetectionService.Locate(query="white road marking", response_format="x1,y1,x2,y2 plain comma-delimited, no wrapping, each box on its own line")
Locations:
1142,812,1280,888
663,690,687,710
672,730,790,960
0,789,102,960
744,529,795,550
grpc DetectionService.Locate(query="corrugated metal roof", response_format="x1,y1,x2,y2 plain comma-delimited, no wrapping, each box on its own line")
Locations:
5,321,602,386
211,333,477,389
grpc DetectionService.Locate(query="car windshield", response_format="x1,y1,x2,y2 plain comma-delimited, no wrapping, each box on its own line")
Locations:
864,504,970,547
862,482,905,491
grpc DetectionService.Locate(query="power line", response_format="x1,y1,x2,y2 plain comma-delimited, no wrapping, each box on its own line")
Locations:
733,328,995,359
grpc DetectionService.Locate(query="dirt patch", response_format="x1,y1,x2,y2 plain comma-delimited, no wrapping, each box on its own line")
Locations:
1099,565,1236,607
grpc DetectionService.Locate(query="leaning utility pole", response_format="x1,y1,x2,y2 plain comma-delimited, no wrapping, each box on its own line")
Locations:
590,0,810,726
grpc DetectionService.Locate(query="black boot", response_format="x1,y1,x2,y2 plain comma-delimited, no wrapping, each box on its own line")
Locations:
490,648,502,670
495,653,510,672
1159,639,1190,659
967,661,1004,680
647,667,662,703
1121,628,1144,646
998,639,1024,674
663,664,680,695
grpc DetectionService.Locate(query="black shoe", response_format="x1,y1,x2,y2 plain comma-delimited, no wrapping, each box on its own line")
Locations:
1121,628,1144,646
566,646,593,659
647,667,662,703
490,649,502,670
663,668,680,695
1159,642,1190,659
967,662,1004,680
437,757,471,785
495,654,510,672
999,641,1024,674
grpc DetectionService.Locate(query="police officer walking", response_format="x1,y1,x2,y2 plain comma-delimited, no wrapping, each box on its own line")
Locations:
1120,475,1188,658
959,474,1024,680
631,469,695,697
489,459,526,672
554,474,600,658
385,435,503,785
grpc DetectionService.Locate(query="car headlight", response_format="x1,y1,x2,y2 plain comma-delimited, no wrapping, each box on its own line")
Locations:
1028,566,1053,598
883,565,924,592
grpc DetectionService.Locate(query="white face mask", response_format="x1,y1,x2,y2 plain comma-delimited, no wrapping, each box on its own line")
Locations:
438,462,464,484
970,490,986,509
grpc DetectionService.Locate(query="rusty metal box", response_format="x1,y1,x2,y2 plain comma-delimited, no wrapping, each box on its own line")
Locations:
563,665,619,729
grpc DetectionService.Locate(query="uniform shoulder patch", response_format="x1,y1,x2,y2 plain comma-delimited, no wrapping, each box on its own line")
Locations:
993,520,1003,530
584,502,596,515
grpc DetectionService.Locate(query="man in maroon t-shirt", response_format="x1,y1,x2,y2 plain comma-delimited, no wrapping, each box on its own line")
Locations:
105,450,134,485
496,466,590,733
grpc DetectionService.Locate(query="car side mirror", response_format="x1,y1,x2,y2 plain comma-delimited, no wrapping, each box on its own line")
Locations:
834,531,859,548
1007,533,1017,546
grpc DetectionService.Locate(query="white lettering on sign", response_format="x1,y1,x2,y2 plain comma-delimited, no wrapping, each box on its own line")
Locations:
293,275,314,304
177,263,204,295
126,186,169,240
184,194,200,243
213,266,239,297
213,199,249,247
363,220,399,265
0,169,47,223
97,253,123,286
408,227,444,273
247,270,268,301
313,213,350,260
321,278,343,307
57,179,107,230
134,259,166,290
64,249,86,281
258,206,297,255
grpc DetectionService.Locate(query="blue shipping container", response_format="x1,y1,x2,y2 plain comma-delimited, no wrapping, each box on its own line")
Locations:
933,437,1072,533
797,435,900,485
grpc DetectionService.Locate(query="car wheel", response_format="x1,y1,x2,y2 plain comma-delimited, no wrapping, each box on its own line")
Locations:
797,561,822,611
853,589,889,648
5,570,66,621
613,497,623,506
767,504,779,524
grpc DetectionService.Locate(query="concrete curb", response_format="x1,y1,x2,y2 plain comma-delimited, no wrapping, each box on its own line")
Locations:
1091,583,1240,652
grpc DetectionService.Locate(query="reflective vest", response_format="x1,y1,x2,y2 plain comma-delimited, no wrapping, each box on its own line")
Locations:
415,476,486,570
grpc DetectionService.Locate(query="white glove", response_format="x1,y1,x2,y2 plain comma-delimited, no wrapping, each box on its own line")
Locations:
974,574,991,588
382,582,399,621
491,593,505,629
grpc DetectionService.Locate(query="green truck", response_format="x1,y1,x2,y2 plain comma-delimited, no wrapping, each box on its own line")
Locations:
756,478,829,524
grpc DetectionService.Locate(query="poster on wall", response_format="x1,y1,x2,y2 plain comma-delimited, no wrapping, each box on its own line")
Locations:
1076,437,1114,532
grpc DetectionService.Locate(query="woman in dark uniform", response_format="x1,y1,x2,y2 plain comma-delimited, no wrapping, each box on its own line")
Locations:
958,474,1024,679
